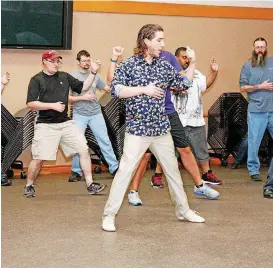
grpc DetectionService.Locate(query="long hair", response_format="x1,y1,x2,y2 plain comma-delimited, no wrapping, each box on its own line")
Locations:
251,37,267,67
134,24,164,56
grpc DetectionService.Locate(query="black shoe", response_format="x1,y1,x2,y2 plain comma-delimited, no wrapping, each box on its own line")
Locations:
68,172,82,182
87,182,107,195
1,178,12,186
202,170,222,185
251,174,262,181
264,188,273,198
231,162,239,169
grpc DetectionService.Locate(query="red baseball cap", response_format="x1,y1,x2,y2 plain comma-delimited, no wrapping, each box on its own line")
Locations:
41,50,63,61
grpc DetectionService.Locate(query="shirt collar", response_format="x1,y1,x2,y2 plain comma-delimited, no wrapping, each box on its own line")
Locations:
135,55,160,65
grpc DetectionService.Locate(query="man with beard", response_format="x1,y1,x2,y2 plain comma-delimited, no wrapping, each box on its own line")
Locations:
68,50,119,182
102,24,206,232
240,37,273,187
172,47,221,187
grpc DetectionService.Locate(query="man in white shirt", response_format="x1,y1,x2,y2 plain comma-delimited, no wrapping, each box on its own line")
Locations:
172,47,221,185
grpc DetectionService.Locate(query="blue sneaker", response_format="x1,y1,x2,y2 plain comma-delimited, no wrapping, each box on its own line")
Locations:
194,184,220,200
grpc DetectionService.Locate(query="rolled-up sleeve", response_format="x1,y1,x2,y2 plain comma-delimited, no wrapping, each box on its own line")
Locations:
168,65,192,91
239,64,250,87
111,62,127,98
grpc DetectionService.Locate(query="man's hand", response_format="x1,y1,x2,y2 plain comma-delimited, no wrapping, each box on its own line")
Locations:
1,72,10,85
144,82,165,99
210,57,219,72
186,46,196,63
91,59,101,73
112,46,124,57
51,102,65,112
81,92,97,101
259,80,273,90
104,86,111,93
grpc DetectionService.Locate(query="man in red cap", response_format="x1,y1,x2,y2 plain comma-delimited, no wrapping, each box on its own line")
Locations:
24,50,106,197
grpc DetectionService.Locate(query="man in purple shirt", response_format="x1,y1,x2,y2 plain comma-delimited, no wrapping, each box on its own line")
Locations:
128,51,220,206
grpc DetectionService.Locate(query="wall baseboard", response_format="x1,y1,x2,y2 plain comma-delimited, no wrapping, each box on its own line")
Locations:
13,164,109,175
12,156,234,175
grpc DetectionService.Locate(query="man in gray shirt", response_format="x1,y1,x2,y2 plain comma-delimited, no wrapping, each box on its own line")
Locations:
69,50,119,182
239,37,273,190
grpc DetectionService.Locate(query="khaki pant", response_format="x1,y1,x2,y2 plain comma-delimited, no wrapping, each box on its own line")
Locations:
32,120,88,160
103,133,190,217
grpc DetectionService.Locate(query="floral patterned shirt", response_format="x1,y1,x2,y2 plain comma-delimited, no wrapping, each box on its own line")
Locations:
111,55,192,136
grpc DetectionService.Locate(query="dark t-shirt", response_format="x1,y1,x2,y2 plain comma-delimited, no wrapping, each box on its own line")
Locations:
27,71,83,123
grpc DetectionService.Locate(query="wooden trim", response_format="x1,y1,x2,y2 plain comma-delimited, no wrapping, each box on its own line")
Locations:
14,164,108,175
14,157,232,176
74,1,273,20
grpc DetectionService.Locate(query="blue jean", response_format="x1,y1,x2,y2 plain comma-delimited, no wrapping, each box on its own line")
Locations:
247,112,273,176
234,134,248,164
264,158,273,190
72,113,119,175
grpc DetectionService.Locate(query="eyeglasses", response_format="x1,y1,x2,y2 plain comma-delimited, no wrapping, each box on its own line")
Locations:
80,60,91,63
45,59,62,64
254,46,267,50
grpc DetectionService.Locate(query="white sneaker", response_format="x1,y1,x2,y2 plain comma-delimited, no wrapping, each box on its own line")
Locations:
194,184,220,200
102,215,116,232
177,209,205,223
128,190,143,206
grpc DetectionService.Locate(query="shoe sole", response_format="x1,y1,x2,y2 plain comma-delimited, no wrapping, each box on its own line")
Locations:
1,183,12,186
194,192,219,200
203,181,222,185
187,219,206,223
88,185,107,195
102,227,116,232
24,194,35,198
151,182,165,188
129,201,143,206
177,216,205,223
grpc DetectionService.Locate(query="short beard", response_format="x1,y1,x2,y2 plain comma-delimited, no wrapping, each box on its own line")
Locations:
251,50,267,67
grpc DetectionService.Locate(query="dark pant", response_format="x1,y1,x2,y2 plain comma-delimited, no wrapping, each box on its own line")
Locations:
234,134,248,164
264,158,273,190
168,112,189,149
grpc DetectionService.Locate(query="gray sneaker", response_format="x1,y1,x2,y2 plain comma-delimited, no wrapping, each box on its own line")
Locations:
24,185,35,198
194,184,220,200
251,174,262,181
128,190,143,206
87,182,107,195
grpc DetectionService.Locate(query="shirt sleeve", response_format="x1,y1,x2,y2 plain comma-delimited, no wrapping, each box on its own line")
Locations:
67,73,84,94
200,75,207,92
111,61,128,97
239,64,250,87
26,77,40,104
96,73,107,90
167,64,192,91
169,53,183,72
196,70,207,92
